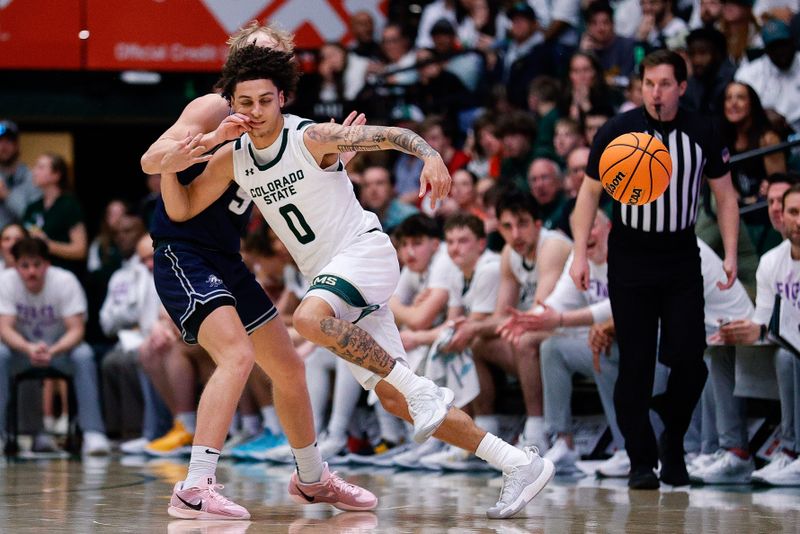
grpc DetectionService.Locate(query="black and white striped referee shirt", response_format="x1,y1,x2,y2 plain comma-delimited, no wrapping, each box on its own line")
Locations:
586,107,729,234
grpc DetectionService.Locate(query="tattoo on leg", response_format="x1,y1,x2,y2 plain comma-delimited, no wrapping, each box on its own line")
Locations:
319,317,396,375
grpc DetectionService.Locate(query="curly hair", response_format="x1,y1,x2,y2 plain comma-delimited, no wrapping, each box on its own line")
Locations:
227,20,295,54
218,44,299,104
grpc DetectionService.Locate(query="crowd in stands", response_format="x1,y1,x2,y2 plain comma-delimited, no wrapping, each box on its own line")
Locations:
2,0,800,489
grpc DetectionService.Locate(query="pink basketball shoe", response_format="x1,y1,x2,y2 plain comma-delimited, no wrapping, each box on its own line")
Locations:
168,476,251,520
288,463,378,511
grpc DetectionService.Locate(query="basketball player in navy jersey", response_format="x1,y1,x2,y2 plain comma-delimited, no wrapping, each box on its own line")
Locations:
141,24,376,520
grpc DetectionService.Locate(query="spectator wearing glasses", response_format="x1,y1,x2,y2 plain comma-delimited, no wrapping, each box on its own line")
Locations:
527,158,568,232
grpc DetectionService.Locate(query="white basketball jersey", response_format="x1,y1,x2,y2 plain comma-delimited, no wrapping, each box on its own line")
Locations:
232,115,380,279
508,228,572,310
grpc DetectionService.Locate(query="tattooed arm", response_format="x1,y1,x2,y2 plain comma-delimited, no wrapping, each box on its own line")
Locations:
304,123,451,207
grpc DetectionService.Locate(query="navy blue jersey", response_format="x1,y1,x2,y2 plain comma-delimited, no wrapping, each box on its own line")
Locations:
150,161,253,254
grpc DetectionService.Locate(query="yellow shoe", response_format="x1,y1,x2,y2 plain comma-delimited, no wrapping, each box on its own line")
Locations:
144,421,194,457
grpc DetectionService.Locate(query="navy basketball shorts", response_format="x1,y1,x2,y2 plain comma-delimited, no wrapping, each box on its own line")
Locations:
153,242,277,344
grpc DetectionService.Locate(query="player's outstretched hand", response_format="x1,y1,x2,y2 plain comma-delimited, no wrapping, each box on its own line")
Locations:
160,134,213,173
419,154,451,209
337,111,367,166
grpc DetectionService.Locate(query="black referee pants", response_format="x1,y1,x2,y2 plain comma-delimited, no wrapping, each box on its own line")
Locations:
608,228,708,472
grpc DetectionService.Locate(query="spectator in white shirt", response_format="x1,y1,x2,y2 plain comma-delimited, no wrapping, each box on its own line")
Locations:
735,18,800,132
637,0,690,49
0,237,109,455
716,183,800,486
499,209,621,474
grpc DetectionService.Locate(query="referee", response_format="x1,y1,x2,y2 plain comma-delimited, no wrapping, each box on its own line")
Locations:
569,50,740,489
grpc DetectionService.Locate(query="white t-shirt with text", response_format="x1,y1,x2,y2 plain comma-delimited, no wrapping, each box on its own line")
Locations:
0,266,87,345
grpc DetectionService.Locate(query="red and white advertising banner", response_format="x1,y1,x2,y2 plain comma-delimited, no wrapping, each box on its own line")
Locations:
86,0,387,71
0,0,83,69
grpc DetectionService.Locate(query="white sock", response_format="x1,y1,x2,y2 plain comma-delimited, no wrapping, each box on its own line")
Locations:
474,415,500,436
382,363,427,398
176,412,197,434
523,416,545,440
184,445,220,488
292,441,325,483
260,406,282,435
242,414,261,435
475,433,529,472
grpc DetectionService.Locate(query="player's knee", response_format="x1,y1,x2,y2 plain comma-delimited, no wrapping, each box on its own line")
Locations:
69,343,94,363
218,343,255,381
516,334,541,361
292,309,324,344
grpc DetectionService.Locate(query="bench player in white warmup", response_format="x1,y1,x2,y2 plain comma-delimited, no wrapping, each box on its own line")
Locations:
159,44,554,519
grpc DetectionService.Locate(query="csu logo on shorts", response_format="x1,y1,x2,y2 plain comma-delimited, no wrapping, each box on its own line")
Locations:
245,168,254,176
206,275,223,288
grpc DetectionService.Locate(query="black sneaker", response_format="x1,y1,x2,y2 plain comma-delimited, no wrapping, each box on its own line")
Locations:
628,467,660,489
658,434,690,486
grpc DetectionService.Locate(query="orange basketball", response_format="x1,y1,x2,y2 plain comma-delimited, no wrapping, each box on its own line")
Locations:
599,132,672,206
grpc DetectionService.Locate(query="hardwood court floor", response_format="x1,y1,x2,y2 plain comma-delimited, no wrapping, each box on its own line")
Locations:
1,456,798,533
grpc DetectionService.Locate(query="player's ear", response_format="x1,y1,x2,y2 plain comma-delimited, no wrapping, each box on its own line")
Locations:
279,91,285,108
678,80,688,97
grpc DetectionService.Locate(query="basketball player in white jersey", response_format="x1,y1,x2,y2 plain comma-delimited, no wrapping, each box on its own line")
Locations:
503,209,621,474
467,190,571,453
159,44,554,519
415,213,502,470
141,23,379,519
